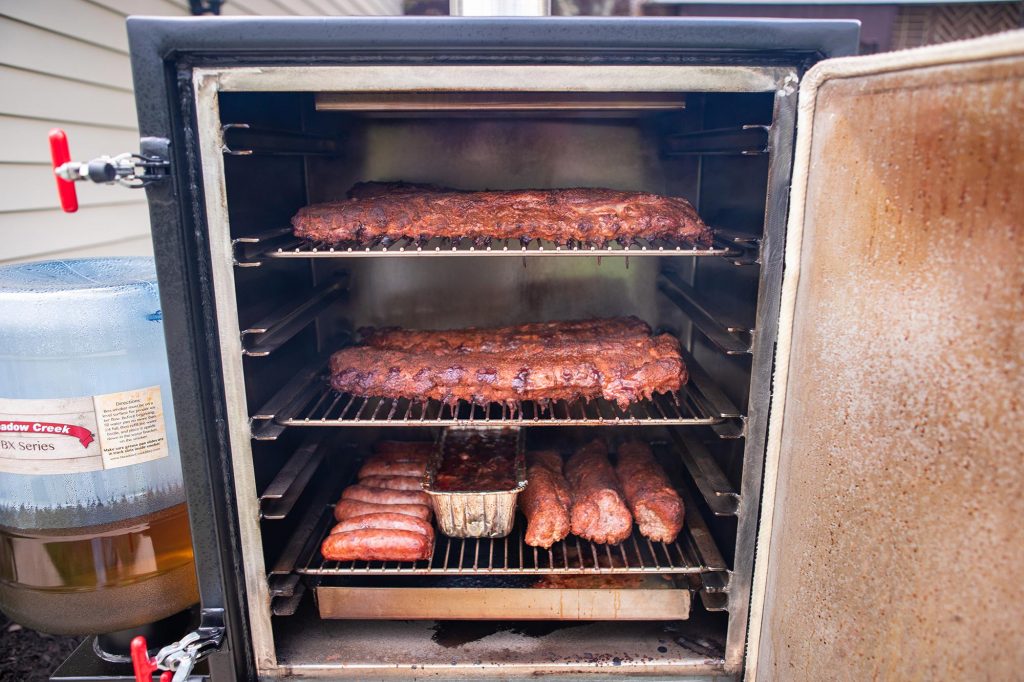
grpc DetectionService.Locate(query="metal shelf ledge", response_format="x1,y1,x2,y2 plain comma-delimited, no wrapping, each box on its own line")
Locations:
659,271,753,356
700,590,730,612
222,123,341,156
663,124,770,156
677,346,744,421
271,583,306,617
668,432,740,516
241,278,347,357
259,438,332,520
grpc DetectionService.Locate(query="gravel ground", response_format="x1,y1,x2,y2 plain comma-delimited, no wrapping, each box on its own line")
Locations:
0,616,83,682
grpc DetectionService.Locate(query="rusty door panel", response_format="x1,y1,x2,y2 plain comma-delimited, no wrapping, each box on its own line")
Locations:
758,44,1024,680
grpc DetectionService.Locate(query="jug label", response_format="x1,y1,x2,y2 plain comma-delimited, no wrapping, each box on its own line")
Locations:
0,386,168,475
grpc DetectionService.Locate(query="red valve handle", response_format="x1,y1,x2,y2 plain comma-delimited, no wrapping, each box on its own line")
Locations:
130,636,173,682
48,128,78,213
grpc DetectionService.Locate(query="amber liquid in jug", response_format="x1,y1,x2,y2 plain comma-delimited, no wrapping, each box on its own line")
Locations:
0,502,198,635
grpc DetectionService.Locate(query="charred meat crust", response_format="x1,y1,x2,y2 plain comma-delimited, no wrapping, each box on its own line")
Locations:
615,441,685,543
565,440,633,545
321,529,433,562
329,317,687,409
520,450,573,549
292,183,713,248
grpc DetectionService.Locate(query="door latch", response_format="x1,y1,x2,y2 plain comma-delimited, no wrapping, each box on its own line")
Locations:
48,128,171,213
130,608,225,682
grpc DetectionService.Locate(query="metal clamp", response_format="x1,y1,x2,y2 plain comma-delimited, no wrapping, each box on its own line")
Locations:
48,129,170,213
55,151,170,188
154,632,206,681
132,609,225,682
156,622,224,681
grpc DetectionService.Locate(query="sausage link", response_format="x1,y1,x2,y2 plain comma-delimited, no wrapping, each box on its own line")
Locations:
520,450,572,549
341,484,430,507
358,459,428,479
615,441,684,543
321,529,433,562
330,512,434,538
358,475,424,491
565,439,633,545
333,499,432,522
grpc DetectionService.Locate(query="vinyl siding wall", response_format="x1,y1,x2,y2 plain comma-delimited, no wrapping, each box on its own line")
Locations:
0,0,401,265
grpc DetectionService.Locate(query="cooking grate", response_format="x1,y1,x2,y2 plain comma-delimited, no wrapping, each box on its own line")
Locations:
251,348,741,438
298,512,725,577
271,237,738,258
233,228,747,264
275,385,720,428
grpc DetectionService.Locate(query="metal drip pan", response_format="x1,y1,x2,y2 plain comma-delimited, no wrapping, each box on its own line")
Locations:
315,575,690,621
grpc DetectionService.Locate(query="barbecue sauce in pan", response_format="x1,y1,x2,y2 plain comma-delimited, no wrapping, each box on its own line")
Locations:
432,430,519,492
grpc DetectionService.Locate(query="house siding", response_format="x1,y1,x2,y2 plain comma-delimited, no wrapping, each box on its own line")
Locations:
0,0,401,265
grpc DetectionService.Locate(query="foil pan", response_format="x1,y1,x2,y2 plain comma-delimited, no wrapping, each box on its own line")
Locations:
424,427,526,539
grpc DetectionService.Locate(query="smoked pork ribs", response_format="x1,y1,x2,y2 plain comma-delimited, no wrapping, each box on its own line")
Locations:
328,317,687,409
292,182,712,248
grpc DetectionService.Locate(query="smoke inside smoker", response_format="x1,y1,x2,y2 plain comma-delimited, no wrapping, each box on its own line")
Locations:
291,182,713,248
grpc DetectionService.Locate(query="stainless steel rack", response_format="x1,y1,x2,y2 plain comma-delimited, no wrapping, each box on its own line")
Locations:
278,387,713,428
250,350,740,439
301,516,724,577
295,478,724,577
266,440,731,615
233,227,742,265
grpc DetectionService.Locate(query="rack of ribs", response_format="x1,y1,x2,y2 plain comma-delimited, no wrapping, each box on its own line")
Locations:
328,317,687,409
291,182,712,248
520,450,573,548
615,441,685,543
361,316,653,354
564,440,633,545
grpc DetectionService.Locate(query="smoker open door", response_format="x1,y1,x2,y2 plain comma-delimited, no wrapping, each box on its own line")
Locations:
748,31,1024,681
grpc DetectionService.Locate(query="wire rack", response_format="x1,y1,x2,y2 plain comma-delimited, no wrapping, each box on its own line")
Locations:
233,228,746,264
273,237,737,258
299,509,725,578
251,348,741,437
276,385,722,428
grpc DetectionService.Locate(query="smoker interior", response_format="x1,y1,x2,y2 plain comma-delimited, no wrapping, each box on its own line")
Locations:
221,87,777,677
